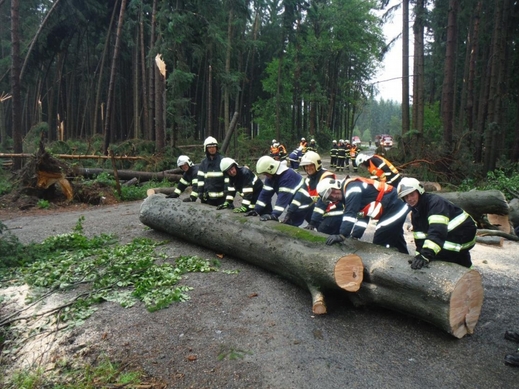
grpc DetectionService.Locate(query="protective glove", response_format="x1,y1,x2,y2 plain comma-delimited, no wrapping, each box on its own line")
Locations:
260,214,278,222
244,210,259,217
182,196,196,202
281,215,292,224
216,202,232,210
166,192,179,199
326,234,345,246
410,254,430,270
304,223,317,231
233,205,248,213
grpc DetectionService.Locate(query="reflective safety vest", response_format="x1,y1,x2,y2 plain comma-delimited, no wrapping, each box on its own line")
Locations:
343,177,393,219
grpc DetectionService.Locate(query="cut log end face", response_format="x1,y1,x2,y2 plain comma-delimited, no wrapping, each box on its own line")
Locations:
449,270,484,339
334,254,364,292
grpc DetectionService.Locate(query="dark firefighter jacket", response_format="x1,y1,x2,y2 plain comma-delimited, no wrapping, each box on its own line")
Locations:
197,153,228,201
224,166,263,210
174,165,200,200
410,192,477,260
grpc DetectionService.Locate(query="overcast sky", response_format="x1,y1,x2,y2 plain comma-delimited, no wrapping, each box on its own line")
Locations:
372,1,412,103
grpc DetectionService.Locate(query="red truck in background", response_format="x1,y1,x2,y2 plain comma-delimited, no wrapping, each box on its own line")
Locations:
375,134,393,148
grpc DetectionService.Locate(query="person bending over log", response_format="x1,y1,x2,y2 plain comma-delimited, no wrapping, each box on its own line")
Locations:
316,177,410,253
397,177,477,270
356,153,402,187
245,155,307,225
218,158,263,213
166,155,199,202
197,137,228,207
290,151,343,233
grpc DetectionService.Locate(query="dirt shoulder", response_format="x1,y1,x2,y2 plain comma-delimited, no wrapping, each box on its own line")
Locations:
2,200,519,388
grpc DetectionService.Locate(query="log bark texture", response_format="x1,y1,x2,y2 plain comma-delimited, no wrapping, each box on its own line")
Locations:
140,195,484,338
73,168,181,183
436,190,509,224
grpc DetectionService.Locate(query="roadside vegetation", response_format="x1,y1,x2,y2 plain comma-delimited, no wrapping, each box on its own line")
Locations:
0,216,237,388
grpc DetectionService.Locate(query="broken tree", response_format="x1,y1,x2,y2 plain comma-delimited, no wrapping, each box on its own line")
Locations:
140,195,484,339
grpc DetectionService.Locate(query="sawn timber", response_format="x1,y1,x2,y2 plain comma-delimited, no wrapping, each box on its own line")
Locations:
139,194,484,339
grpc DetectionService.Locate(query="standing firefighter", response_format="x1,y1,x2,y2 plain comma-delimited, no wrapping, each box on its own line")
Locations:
307,138,318,153
317,177,410,253
245,155,305,223
282,151,335,227
336,140,346,172
330,140,338,169
397,177,477,269
218,157,263,213
349,142,359,172
166,155,199,202
356,154,402,187
197,136,227,207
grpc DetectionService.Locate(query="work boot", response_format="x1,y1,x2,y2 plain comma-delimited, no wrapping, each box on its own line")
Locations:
504,330,519,343
504,352,519,367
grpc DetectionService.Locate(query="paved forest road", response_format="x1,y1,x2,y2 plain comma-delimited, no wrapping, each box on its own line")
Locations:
2,167,519,388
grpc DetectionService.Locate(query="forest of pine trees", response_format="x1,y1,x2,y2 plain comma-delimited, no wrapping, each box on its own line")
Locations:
1,0,519,174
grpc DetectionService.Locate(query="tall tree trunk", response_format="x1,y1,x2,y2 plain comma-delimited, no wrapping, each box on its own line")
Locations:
412,0,425,154
207,63,213,138
139,5,150,141
441,0,458,148
148,0,157,141
103,0,128,155
11,0,23,169
484,0,507,172
465,1,481,142
93,0,118,138
154,55,166,152
401,0,410,137
224,9,233,135
133,26,140,139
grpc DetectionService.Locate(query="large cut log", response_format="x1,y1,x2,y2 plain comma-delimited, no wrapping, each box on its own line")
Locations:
437,190,509,227
140,195,484,338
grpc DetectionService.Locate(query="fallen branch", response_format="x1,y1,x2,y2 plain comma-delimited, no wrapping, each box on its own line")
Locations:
476,229,519,242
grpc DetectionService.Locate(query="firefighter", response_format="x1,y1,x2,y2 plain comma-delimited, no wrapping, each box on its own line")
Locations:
344,139,352,170
288,146,304,169
245,155,305,224
397,177,477,269
307,138,318,153
330,140,338,169
317,177,410,253
282,151,335,226
299,137,308,150
166,155,199,202
349,142,359,172
336,140,346,172
218,157,263,213
356,154,402,187
270,140,287,161
197,136,228,207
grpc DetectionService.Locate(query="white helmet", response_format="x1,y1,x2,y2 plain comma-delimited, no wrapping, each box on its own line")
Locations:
339,139,344,143
310,138,315,143
299,151,322,170
177,155,194,167
333,140,337,143
397,177,425,198
256,155,280,175
317,178,342,202
220,157,237,173
345,139,350,143
272,139,277,144
301,137,306,141
203,136,218,151
356,154,370,166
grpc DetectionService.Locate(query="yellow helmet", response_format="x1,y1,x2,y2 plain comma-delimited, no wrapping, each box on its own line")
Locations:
299,151,322,170
256,156,280,175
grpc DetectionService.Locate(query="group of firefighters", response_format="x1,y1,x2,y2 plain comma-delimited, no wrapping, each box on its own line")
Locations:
167,136,478,272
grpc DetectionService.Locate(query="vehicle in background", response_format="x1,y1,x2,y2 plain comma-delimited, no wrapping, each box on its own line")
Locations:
375,134,393,148
352,136,361,145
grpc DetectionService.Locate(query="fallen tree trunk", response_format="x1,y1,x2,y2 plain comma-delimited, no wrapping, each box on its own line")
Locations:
0,152,147,160
73,167,181,182
437,190,509,227
139,195,484,338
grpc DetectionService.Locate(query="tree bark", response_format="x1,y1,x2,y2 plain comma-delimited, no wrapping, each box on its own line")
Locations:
73,168,181,183
401,0,410,136
436,190,509,226
139,196,484,338
11,0,23,169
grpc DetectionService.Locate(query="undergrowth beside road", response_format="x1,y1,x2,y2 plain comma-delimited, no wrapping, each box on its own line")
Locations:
0,216,237,388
